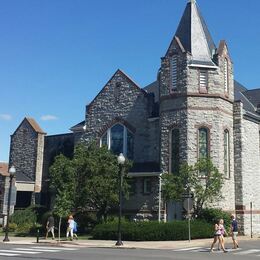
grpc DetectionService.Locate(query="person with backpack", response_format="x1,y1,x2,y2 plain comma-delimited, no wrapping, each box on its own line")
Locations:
73,220,78,240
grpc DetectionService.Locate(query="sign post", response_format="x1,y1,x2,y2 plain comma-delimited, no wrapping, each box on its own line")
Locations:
183,193,193,242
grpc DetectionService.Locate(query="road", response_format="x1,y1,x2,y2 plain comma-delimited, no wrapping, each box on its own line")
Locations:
0,240,259,259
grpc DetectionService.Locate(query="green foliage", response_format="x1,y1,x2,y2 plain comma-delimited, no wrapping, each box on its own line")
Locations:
197,208,232,232
162,159,224,216
49,142,131,223
10,207,37,227
92,220,213,241
4,223,17,232
10,207,38,234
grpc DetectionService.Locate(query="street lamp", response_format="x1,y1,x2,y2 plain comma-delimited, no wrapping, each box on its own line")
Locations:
3,165,16,242
115,153,125,246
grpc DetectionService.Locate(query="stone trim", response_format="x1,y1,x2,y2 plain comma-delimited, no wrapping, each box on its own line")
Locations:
161,107,233,117
160,92,233,104
98,117,136,137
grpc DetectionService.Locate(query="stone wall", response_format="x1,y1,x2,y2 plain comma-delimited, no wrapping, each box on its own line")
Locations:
9,120,39,181
81,70,159,164
240,115,260,235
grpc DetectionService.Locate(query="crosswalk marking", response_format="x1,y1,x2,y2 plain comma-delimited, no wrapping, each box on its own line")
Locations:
15,247,60,252
0,249,40,254
0,252,19,256
173,247,203,251
233,249,260,255
0,246,79,257
31,246,77,251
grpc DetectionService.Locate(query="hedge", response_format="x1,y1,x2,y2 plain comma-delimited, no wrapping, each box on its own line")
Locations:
92,220,213,241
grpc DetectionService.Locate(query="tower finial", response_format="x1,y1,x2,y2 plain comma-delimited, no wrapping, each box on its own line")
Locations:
189,0,196,3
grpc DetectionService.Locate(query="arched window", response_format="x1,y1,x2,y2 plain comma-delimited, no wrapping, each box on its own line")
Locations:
224,58,228,93
170,55,177,92
198,127,209,160
100,123,134,159
224,129,230,178
170,128,180,174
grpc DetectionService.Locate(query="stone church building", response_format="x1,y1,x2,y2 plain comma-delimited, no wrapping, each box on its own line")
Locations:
8,0,260,235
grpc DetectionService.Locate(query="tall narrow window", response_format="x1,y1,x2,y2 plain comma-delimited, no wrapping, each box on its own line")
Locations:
199,70,208,92
198,128,209,160
170,56,177,92
171,129,180,174
143,178,152,194
224,58,228,93
224,129,230,178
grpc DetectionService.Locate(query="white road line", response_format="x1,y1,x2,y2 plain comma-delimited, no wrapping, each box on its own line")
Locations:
0,252,19,256
31,246,77,251
0,249,40,254
234,249,260,255
14,247,60,252
173,247,203,251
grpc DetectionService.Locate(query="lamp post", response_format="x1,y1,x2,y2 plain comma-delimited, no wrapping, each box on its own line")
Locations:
3,166,16,242
115,153,125,246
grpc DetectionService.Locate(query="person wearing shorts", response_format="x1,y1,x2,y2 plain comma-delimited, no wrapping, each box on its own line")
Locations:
230,215,239,249
210,219,227,253
45,214,55,240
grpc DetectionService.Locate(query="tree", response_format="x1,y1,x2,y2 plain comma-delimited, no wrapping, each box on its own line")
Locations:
72,143,131,222
162,159,224,217
49,154,76,241
49,143,131,224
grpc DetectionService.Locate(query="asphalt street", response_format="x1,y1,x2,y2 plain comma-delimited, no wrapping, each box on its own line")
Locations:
0,240,259,260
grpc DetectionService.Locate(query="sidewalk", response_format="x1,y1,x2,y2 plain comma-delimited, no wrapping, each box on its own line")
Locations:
0,236,258,250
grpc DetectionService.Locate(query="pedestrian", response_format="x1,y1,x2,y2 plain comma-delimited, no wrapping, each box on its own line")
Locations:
73,220,78,240
66,215,74,240
45,214,55,240
210,219,227,253
230,215,239,249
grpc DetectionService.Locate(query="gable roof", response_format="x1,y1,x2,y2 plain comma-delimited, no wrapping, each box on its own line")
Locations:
26,117,46,134
169,0,216,66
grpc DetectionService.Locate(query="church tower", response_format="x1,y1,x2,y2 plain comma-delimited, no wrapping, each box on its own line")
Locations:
159,0,235,213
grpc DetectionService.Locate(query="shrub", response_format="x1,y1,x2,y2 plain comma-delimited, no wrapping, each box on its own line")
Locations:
2,223,17,232
10,207,37,227
197,208,231,232
92,220,213,241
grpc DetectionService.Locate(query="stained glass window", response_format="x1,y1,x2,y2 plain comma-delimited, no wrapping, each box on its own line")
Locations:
199,128,209,159
171,129,180,174
110,124,124,155
100,123,134,159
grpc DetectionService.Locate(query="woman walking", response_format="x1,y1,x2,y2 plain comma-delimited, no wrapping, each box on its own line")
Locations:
210,219,228,253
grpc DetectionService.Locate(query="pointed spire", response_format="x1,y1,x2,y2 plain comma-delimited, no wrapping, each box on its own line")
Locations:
173,0,216,65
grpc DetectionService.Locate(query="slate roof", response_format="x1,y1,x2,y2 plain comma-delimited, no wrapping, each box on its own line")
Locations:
174,0,216,64
234,81,260,120
243,89,260,108
70,120,85,132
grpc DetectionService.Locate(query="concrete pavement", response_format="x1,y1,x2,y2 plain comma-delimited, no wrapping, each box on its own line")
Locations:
0,235,258,250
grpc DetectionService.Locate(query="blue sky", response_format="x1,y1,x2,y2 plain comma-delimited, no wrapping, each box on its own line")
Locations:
0,0,260,162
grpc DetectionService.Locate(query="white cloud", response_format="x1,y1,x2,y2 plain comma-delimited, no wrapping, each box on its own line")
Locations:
0,114,12,121
40,115,58,121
